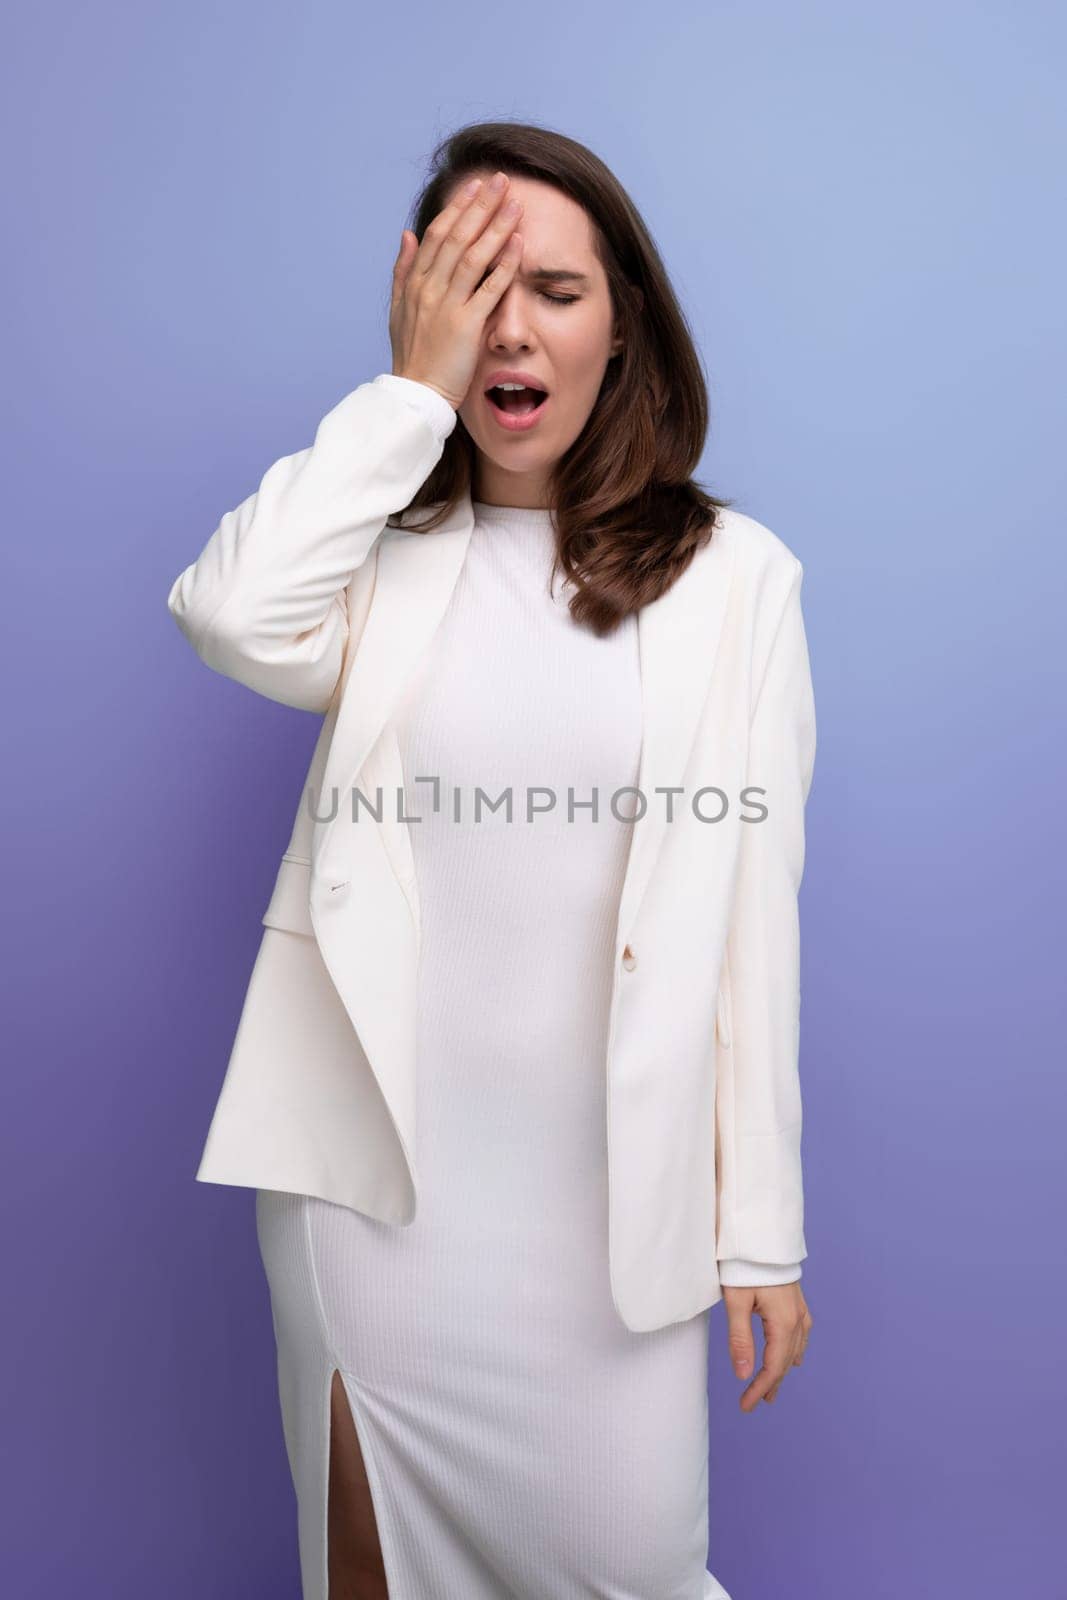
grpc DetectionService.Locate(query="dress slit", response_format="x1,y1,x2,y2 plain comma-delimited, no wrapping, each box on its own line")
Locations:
255,1188,393,1600
327,1367,394,1599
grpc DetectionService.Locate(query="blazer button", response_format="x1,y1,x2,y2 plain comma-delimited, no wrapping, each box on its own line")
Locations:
622,943,637,971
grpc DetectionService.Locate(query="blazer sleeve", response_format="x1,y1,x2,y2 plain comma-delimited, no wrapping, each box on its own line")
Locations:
165,374,457,713
717,1258,802,1287
715,557,817,1268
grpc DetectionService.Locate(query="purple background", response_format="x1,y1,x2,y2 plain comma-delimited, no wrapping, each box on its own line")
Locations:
4,2,1064,1596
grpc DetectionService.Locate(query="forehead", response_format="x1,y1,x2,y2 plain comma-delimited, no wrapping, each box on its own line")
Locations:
446,173,602,277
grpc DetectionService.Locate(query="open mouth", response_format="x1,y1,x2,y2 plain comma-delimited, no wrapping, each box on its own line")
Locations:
485,384,549,416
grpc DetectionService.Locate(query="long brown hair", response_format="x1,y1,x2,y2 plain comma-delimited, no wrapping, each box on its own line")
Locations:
389,119,734,636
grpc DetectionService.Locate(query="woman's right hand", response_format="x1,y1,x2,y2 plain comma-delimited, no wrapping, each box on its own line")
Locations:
388,171,525,412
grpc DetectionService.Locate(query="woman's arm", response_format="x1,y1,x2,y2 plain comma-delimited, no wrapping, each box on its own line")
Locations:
715,557,817,1268
165,374,456,712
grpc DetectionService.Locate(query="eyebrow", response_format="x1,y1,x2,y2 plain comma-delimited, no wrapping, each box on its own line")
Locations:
521,267,592,286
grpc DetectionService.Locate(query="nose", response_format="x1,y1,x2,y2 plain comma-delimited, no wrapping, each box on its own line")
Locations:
486,279,535,349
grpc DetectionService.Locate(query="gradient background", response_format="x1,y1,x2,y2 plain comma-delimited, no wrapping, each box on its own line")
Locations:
4,2,1064,1596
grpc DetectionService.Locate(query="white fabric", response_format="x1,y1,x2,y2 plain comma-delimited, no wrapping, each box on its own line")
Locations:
255,478,798,1597
373,372,801,1290
374,369,459,441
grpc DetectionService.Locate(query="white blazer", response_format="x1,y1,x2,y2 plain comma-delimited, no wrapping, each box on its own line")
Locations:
167,375,817,1334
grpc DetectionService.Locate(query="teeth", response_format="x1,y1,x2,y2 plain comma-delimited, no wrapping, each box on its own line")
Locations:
497,382,529,391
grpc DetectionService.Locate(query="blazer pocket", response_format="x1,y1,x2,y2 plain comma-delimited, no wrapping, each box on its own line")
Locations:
261,852,314,937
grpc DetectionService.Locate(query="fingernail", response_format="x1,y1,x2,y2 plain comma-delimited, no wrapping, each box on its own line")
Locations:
464,178,481,196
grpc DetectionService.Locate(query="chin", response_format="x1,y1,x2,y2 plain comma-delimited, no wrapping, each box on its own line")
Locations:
468,430,553,467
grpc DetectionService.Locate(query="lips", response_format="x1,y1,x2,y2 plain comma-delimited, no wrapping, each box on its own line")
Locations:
483,386,552,433
482,369,551,394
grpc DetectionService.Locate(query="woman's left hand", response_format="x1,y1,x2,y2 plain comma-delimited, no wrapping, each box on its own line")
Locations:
722,1282,813,1412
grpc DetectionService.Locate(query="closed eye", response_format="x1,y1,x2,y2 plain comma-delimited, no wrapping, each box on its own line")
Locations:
476,266,579,308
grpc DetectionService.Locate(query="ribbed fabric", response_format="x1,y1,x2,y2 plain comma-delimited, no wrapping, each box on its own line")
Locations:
255,499,734,1598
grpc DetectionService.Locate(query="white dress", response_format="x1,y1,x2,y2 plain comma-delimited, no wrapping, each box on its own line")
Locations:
254,476,772,1598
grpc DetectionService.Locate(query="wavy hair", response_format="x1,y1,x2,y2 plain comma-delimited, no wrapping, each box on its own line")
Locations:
388,119,734,636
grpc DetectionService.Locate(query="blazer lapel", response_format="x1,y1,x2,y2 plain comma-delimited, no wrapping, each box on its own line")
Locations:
619,523,737,948
313,497,476,871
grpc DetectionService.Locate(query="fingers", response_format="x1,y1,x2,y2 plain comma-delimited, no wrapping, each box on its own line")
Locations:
724,1286,812,1413
724,1296,757,1387
764,1318,805,1402
740,1316,791,1411
423,173,524,307
389,177,476,315
390,230,417,313
386,172,525,404
405,178,484,283
472,229,523,304
390,174,523,359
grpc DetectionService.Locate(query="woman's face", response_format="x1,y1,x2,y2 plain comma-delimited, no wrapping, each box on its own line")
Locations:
446,173,622,508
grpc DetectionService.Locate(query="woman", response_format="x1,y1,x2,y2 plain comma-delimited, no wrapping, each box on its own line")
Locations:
168,121,815,1600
